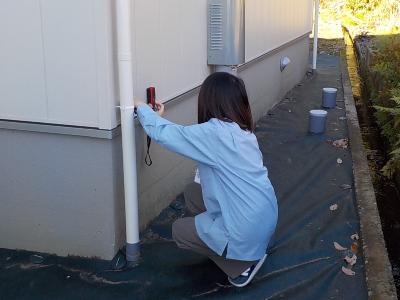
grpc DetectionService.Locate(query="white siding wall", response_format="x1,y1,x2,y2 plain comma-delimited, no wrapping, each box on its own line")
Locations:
0,0,116,129
0,1,48,122
130,0,313,105
131,0,210,106
245,0,313,60
0,0,312,130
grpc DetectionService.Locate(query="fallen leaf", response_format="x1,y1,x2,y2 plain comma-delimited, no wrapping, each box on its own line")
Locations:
330,204,338,211
329,138,349,149
340,184,352,190
342,266,355,276
351,233,359,241
344,254,357,266
337,158,343,164
351,242,359,253
334,242,347,251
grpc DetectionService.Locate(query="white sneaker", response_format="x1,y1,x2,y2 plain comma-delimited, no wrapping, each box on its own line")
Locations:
228,254,267,288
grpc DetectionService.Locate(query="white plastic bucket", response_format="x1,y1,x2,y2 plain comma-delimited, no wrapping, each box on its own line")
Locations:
322,87,337,108
309,109,327,134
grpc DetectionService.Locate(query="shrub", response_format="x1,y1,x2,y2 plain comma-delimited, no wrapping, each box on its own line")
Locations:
321,0,400,176
370,39,400,177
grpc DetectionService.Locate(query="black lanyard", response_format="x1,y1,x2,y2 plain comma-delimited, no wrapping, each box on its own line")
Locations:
144,87,156,166
145,136,152,166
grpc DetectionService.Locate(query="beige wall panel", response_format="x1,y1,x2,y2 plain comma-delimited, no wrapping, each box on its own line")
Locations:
245,0,312,61
0,0,47,121
132,0,210,103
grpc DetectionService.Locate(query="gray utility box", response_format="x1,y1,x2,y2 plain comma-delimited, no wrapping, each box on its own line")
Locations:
207,0,245,66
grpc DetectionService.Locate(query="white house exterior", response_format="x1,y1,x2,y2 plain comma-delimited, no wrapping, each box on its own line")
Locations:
0,0,313,259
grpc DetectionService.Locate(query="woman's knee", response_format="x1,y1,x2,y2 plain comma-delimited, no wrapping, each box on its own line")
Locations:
172,217,194,249
172,218,187,247
171,219,181,242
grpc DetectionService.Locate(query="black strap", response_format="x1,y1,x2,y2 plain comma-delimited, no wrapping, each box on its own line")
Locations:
145,136,152,166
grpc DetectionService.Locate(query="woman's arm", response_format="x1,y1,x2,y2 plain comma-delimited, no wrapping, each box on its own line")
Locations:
137,104,217,167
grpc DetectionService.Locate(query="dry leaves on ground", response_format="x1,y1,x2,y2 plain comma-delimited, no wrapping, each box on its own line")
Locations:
342,266,356,276
351,242,359,254
351,233,359,241
334,242,348,251
344,254,357,266
327,138,349,149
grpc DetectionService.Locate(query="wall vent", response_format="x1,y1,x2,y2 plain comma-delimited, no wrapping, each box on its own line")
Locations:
209,4,223,50
207,0,245,66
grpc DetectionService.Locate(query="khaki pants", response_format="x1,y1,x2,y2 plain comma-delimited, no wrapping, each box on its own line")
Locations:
172,183,256,278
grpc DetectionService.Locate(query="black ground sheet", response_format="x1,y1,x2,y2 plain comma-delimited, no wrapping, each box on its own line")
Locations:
0,55,368,299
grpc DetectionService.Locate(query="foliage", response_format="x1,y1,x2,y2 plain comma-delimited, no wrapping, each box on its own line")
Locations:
346,0,380,15
379,146,400,178
370,39,400,177
321,0,400,34
320,0,400,177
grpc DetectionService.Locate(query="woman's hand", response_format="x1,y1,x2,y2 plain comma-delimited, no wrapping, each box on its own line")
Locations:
154,101,165,117
134,98,164,116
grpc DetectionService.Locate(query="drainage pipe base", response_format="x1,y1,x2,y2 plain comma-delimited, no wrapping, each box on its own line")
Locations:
126,242,140,263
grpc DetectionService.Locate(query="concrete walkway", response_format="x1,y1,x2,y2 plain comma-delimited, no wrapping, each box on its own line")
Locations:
1,53,392,299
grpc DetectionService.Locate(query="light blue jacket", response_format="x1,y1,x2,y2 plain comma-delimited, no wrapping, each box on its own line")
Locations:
137,105,278,261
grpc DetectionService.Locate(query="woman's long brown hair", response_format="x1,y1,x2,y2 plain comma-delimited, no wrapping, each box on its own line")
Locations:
198,72,254,132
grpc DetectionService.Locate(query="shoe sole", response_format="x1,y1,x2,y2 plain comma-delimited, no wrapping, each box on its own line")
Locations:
228,254,267,288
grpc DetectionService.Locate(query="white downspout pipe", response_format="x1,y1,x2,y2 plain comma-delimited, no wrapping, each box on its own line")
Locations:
116,0,140,263
312,0,320,71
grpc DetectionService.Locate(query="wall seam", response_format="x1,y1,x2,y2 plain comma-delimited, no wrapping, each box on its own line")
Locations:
91,0,102,129
38,0,50,120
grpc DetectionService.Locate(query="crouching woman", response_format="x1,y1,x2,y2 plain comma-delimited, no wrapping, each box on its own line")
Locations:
135,72,278,287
